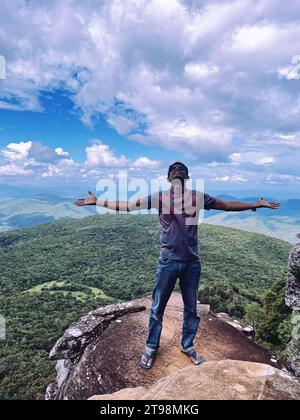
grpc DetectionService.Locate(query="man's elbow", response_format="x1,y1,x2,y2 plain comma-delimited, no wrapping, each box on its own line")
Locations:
212,199,231,211
223,202,231,211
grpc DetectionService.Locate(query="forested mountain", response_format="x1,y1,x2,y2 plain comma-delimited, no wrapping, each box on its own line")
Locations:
0,214,293,399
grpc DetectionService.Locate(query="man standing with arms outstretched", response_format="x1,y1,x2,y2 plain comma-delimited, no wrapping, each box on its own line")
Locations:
75,162,280,369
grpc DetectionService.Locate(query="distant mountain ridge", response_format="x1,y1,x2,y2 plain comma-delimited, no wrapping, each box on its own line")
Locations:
0,194,95,230
0,187,299,242
203,195,300,244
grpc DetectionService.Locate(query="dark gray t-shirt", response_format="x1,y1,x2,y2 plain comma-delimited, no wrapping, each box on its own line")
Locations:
143,189,216,261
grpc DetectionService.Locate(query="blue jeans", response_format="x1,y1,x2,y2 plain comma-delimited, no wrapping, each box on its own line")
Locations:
146,257,201,353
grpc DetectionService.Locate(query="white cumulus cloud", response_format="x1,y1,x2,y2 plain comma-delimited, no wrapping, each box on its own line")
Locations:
0,0,300,182
85,140,162,169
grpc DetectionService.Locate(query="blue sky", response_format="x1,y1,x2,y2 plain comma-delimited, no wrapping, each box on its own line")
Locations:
0,0,300,195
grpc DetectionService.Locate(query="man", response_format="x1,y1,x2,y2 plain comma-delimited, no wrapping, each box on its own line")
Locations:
75,162,280,369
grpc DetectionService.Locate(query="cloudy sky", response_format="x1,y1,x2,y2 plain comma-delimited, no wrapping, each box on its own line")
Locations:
0,0,299,193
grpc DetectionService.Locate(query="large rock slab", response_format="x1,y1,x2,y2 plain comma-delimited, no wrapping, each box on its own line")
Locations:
89,360,300,401
46,293,279,400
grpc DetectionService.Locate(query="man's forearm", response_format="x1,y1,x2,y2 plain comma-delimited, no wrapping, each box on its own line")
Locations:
95,199,130,212
82,196,145,212
226,201,256,212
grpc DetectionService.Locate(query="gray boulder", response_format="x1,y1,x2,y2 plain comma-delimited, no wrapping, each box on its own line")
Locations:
45,301,146,400
286,235,300,310
285,234,300,377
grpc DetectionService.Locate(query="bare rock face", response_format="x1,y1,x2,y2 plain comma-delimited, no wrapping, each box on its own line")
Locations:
46,293,282,400
45,301,146,400
285,235,300,378
286,236,300,310
286,337,300,378
90,360,300,401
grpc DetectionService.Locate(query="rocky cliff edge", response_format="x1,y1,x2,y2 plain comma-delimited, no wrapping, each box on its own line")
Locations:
46,293,300,400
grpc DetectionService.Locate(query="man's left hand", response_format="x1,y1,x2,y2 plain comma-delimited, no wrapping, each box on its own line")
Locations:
252,197,281,211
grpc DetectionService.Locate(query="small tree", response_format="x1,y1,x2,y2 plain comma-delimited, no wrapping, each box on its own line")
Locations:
244,303,264,338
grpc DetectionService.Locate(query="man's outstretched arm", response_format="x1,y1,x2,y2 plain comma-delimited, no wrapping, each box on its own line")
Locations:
74,191,147,212
212,196,280,212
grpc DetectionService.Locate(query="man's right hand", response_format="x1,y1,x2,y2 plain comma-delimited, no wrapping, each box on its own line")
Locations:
74,191,97,206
